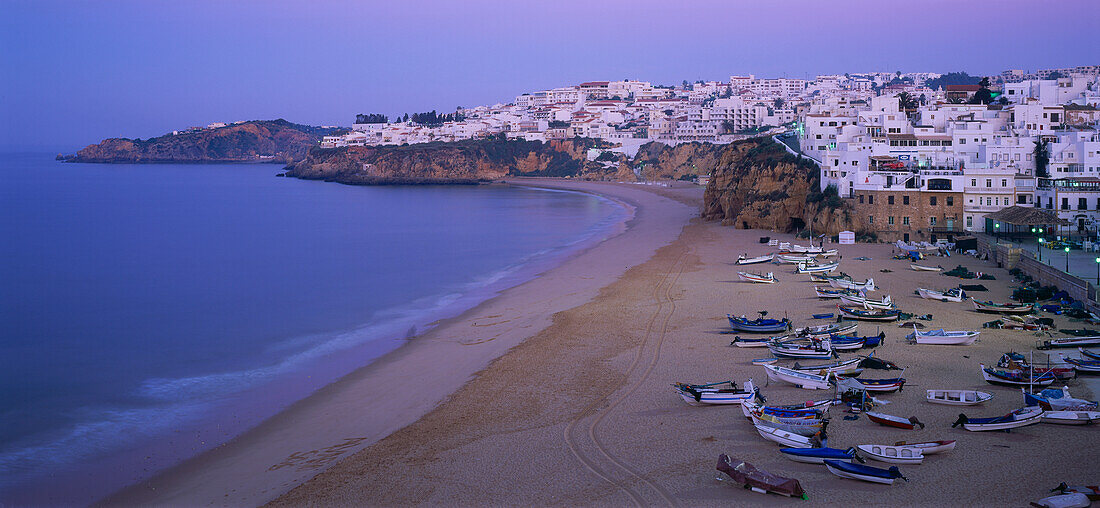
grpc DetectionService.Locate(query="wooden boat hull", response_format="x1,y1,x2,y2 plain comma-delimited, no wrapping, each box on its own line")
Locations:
839,294,894,310
917,287,963,302
824,460,904,485
866,411,921,430
958,407,1043,431
762,364,831,389
829,278,875,291
838,305,899,322
856,445,924,465
973,300,1034,314
717,455,806,498
738,271,776,284
1041,411,1100,425
907,330,979,345
1038,337,1100,350
925,390,992,406
910,264,942,272
780,447,856,464
732,337,770,348
796,262,839,274
755,424,813,448
893,440,955,455
737,254,774,265
981,364,1055,387
728,315,790,333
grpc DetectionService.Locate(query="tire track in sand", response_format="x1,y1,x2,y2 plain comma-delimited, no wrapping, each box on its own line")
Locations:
563,248,688,507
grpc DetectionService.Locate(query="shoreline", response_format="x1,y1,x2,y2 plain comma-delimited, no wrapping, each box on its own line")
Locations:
269,216,1097,506
100,179,702,506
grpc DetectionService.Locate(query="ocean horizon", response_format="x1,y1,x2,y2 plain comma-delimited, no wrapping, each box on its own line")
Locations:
0,153,628,505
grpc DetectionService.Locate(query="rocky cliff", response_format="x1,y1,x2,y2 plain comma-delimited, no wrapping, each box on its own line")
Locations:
65,120,340,163
284,138,612,183
702,138,861,235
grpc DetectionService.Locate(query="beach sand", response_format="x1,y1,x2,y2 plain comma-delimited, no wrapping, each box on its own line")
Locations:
108,180,1098,507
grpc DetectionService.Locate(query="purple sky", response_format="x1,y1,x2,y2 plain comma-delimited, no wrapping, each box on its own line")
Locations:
3,0,1099,151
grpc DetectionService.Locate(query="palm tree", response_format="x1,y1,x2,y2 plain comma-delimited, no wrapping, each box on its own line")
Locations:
897,92,918,110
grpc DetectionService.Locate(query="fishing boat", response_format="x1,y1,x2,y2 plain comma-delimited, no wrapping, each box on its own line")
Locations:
829,277,875,291
796,261,839,274
916,287,965,302
892,440,956,454
730,336,771,348
792,322,857,338
848,377,906,393
786,244,822,254
1082,348,1100,360
1063,356,1100,374
716,455,806,498
817,249,839,258
754,424,815,448
910,264,942,272
736,253,774,265
777,254,816,264
779,447,858,464
728,314,790,333
1040,411,1100,425
926,389,992,406
673,379,757,405
750,412,824,437
1023,386,1098,411
761,364,832,390
865,411,924,430
1033,493,1092,508
838,305,900,322
738,271,776,284
810,272,851,283
741,400,829,420
768,340,834,360
823,460,907,485
839,293,894,310
856,445,924,465
814,286,856,299
981,363,1056,387
906,328,979,345
1036,336,1100,350
972,300,1035,314
830,336,866,351
951,406,1043,431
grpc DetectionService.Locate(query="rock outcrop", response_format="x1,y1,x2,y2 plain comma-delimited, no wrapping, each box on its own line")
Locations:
284,138,612,183
65,120,339,163
702,138,860,235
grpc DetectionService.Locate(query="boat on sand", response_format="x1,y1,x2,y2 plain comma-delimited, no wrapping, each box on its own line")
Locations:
716,454,806,498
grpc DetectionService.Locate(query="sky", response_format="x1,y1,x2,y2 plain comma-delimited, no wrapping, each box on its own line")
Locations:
2,0,1099,152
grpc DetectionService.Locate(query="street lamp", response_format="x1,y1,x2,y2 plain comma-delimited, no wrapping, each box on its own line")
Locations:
1065,247,1071,272
1038,238,1044,262
1096,257,1100,285
994,223,1000,239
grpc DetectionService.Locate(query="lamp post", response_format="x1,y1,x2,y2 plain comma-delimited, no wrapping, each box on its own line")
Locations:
1038,238,1044,262
1096,257,1099,286
1065,247,1071,272
994,222,1000,240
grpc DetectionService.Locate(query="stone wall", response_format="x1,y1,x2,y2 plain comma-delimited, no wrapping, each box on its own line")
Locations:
849,190,964,242
977,235,1100,313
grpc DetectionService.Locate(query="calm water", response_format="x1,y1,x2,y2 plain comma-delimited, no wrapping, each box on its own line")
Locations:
0,154,626,503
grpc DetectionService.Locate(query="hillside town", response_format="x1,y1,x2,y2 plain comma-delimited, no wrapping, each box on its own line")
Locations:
319,65,1100,240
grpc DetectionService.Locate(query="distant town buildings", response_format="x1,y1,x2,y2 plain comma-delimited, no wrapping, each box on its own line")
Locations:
316,64,1100,240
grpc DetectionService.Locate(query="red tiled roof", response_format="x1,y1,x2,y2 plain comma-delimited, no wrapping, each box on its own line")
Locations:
946,85,981,92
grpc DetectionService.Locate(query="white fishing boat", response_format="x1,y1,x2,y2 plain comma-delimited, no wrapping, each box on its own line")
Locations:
823,460,907,485
738,271,776,284
796,262,839,274
674,379,756,405
787,244,823,254
777,254,816,264
817,249,839,258
792,322,857,338
916,287,965,302
891,440,956,455
910,264,942,272
1040,411,1100,425
829,277,875,291
790,357,862,375
856,445,924,465
761,364,832,390
839,293,894,310
736,253,774,265
906,328,979,345
925,389,992,406
750,412,824,437
754,424,814,448
952,406,1043,431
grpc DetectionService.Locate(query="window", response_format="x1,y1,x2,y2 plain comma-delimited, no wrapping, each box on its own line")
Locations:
1097,197,1100,210
1062,198,1069,210
971,179,977,186
930,196,937,206
946,196,953,206
903,195,910,205
1080,198,1088,210
859,195,864,204
966,216,973,227
986,179,992,188
902,216,910,225
888,195,895,205
960,138,966,144
868,195,874,205
869,216,874,224
1001,179,1007,187
1003,197,1010,205
888,216,895,225
986,197,992,206
930,217,937,226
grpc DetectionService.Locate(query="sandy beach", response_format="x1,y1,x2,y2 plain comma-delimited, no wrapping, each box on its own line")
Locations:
107,180,1097,507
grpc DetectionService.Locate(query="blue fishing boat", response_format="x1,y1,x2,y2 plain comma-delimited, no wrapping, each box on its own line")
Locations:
823,460,907,484
728,312,791,333
780,447,858,464
831,332,885,350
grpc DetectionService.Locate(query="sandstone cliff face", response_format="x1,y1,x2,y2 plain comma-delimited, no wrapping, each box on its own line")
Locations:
284,138,610,183
702,139,861,236
68,120,338,163
631,142,725,181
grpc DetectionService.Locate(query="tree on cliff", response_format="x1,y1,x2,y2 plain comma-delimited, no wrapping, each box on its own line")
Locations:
1033,139,1051,178
969,77,993,105
355,113,388,124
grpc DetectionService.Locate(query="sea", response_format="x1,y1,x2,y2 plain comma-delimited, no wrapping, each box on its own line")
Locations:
0,153,628,504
